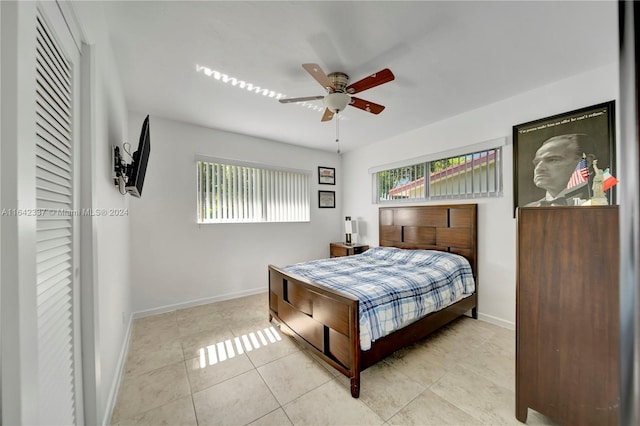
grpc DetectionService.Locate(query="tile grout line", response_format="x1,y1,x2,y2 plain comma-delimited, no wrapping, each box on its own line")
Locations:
252,362,293,424
174,312,202,426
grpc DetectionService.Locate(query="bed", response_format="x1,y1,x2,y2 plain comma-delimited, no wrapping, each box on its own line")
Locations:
268,204,478,398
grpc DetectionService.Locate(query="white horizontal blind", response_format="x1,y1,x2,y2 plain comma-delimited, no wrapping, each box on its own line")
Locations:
197,160,310,223
429,147,502,199
35,10,76,424
374,146,503,203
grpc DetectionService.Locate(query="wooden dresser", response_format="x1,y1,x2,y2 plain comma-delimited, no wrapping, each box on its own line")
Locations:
516,206,619,425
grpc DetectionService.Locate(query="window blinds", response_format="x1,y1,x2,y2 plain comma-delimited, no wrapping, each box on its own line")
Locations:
197,160,310,223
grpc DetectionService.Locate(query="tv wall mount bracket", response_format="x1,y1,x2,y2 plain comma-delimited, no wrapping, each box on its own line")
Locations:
112,145,130,194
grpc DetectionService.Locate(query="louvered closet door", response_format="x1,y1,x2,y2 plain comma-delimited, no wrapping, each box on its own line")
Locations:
35,8,78,424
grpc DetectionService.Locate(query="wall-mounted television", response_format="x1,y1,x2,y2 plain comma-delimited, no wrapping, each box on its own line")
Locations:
125,115,151,198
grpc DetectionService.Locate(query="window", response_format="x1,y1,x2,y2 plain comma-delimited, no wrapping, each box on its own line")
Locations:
377,164,426,202
197,157,310,223
373,141,504,203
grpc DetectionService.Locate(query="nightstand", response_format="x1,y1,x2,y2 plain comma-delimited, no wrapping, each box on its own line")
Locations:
330,242,369,258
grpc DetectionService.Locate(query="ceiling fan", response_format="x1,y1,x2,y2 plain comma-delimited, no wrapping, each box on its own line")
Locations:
279,63,395,121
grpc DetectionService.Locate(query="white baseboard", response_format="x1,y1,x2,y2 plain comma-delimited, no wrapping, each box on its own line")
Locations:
478,312,515,330
102,314,134,426
132,287,267,320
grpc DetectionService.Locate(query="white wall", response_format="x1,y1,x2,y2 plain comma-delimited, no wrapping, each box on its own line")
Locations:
59,3,132,424
129,113,342,314
1,2,39,423
343,63,619,328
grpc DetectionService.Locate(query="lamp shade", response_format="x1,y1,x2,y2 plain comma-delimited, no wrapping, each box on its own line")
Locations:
345,219,353,234
344,216,353,244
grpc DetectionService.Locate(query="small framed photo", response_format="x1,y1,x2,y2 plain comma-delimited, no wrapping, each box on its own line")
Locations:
318,166,336,185
318,190,335,208
513,101,616,215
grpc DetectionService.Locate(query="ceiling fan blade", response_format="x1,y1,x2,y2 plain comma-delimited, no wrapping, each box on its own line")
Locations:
349,97,385,114
279,95,324,104
346,68,395,94
321,108,334,122
302,63,335,91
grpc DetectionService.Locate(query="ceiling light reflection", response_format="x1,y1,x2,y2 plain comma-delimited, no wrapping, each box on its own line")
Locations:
195,64,329,114
196,64,286,99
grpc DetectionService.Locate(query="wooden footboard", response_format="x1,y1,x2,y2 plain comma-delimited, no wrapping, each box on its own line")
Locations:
268,264,477,398
268,265,362,397
268,204,478,398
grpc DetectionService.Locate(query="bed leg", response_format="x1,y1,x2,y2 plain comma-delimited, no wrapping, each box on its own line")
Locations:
472,307,478,319
350,377,360,398
516,404,528,423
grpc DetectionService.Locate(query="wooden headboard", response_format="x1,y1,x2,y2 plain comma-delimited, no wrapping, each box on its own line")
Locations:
379,204,478,278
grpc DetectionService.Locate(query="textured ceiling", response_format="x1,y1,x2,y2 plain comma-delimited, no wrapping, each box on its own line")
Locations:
102,1,618,153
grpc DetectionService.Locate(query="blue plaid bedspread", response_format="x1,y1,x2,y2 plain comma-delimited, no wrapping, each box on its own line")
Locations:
283,246,475,351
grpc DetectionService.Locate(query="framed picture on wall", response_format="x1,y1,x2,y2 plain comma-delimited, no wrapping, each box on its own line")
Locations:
513,101,616,216
318,166,336,185
318,190,335,208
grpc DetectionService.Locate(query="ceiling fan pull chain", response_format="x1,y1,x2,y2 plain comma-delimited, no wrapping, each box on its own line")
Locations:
336,112,341,154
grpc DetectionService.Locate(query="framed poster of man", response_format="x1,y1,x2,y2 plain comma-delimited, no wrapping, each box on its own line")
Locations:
513,101,616,216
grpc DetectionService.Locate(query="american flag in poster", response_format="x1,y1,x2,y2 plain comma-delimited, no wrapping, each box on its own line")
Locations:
567,156,588,189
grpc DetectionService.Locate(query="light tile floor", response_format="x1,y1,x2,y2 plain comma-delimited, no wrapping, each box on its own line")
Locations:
110,293,557,425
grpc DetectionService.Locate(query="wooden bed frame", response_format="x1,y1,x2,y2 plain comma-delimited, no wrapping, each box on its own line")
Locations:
268,204,478,397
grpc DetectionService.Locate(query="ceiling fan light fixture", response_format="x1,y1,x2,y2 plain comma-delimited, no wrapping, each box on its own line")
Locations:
281,64,394,125
324,92,351,113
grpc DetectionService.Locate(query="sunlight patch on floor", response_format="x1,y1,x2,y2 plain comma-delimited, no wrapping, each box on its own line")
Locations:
197,326,282,368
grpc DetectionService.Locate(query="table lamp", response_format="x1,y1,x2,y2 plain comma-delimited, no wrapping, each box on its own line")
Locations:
345,216,353,244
